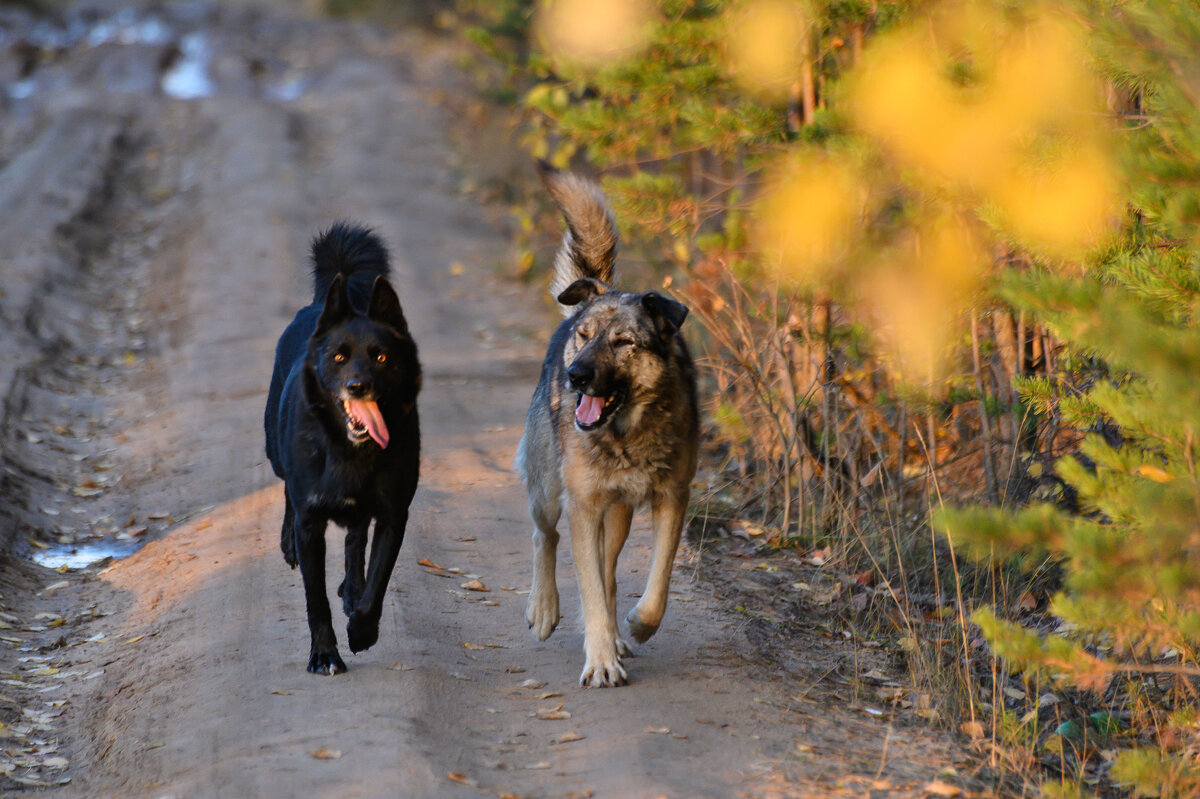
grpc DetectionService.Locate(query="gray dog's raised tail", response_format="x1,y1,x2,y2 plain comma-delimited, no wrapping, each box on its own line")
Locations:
538,161,618,314
311,222,390,303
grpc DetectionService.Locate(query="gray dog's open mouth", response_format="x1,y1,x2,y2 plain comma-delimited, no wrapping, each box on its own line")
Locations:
341,399,389,448
574,390,624,432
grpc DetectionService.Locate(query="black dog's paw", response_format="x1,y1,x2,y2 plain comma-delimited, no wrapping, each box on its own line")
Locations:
281,535,297,569
307,648,347,675
347,611,379,654
337,578,360,617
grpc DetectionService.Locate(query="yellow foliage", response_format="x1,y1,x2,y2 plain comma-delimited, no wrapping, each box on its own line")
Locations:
534,0,655,68
865,217,987,380
847,1,1117,258
992,142,1120,260
724,0,808,100
754,154,865,280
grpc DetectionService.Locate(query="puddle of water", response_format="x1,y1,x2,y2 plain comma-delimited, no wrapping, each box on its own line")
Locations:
32,539,142,570
161,32,215,100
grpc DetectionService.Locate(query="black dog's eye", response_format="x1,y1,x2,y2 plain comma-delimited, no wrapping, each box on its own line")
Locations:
333,352,346,363
376,353,387,364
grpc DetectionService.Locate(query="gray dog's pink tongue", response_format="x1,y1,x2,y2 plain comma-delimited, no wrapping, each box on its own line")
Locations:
346,399,389,448
576,394,604,426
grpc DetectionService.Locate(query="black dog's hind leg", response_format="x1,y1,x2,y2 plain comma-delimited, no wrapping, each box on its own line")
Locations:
337,521,368,617
347,510,407,653
280,492,297,568
296,510,346,675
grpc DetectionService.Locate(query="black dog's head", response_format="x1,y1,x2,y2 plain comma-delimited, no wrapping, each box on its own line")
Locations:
557,278,688,433
308,274,419,448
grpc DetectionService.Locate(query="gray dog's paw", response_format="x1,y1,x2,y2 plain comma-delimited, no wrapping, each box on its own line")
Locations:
579,646,628,688
525,586,560,641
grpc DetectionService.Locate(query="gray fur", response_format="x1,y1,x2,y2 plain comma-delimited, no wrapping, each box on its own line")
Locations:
537,161,618,311
517,167,699,688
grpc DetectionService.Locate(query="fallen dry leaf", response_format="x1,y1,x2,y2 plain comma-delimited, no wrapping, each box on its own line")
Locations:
461,642,486,650
645,726,670,734
922,780,962,797
309,748,341,760
524,761,551,770
270,689,291,696
460,579,489,592
520,678,547,689
447,772,477,787
553,731,585,744
534,691,563,700
535,702,571,720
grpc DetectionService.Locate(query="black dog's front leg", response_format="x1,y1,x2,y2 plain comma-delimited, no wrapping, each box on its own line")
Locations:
297,510,346,675
337,521,368,617
347,510,408,653
280,492,297,568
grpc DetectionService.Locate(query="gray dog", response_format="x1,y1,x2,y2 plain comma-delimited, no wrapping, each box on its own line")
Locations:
516,163,699,687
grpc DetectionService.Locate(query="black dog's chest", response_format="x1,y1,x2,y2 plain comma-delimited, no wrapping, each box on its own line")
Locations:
310,457,379,516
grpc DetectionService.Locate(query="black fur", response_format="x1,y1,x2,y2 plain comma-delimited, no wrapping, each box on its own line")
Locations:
264,222,420,675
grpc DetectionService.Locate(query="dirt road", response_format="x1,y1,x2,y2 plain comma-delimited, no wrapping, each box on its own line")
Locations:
0,3,965,796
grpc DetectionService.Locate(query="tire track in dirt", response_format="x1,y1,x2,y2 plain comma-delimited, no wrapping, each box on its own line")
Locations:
0,4,968,797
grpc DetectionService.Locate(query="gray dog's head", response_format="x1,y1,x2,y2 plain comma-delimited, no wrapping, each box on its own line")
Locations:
557,278,688,433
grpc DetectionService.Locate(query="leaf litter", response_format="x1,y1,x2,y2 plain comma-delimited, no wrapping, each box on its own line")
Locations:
533,702,570,720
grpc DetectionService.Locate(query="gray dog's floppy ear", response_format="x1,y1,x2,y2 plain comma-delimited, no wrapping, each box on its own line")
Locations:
641,291,688,334
314,273,351,337
367,276,409,334
556,277,608,307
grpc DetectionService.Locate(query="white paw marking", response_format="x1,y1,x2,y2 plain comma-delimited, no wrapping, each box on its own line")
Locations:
579,643,628,687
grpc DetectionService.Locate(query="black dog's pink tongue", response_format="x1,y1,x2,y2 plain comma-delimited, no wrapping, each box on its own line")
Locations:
576,394,604,426
346,400,389,448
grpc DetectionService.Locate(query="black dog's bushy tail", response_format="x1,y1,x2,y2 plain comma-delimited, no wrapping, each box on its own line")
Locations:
310,222,390,303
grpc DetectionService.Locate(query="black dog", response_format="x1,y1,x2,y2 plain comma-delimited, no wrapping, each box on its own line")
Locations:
264,223,420,674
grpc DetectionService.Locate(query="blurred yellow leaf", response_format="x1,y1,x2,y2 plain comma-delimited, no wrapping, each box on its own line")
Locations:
724,0,807,100
1136,464,1174,483
535,0,654,68
992,143,1119,259
756,154,865,279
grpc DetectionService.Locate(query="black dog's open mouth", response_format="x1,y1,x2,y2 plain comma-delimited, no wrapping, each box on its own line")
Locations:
574,390,624,432
340,399,389,448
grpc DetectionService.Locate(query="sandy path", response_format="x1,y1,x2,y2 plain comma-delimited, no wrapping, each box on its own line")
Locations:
0,4,964,797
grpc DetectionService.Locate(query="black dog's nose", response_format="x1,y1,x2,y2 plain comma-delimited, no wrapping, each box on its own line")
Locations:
567,362,593,390
345,379,367,398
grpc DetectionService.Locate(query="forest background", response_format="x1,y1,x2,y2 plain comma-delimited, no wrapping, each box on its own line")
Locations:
372,0,1200,795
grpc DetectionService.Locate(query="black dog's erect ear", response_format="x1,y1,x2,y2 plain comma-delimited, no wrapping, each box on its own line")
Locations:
314,274,351,337
556,278,608,307
367,276,409,335
641,291,689,334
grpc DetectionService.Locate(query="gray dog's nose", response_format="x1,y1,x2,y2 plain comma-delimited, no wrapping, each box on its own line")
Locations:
567,362,593,390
